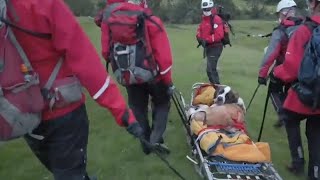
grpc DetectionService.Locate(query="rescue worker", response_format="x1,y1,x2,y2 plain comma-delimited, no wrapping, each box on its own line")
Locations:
258,0,302,128
196,0,225,84
0,0,143,179
101,0,173,155
273,0,320,178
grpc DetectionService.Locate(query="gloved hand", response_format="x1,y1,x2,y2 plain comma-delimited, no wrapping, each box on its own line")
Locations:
167,83,175,97
197,40,202,48
197,38,207,48
269,72,283,84
258,77,267,85
126,121,144,139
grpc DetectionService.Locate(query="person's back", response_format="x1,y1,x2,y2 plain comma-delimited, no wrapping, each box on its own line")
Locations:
101,0,173,154
0,0,143,179
258,0,302,128
273,0,320,179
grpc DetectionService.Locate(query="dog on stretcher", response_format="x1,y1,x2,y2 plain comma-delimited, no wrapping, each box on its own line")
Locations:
187,85,247,133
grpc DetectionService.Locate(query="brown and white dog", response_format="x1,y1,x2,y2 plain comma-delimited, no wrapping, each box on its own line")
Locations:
214,85,246,113
188,85,247,132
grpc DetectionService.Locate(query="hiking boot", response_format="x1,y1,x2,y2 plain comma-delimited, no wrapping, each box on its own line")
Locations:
286,163,304,175
154,143,171,155
142,145,151,155
140,140,152,155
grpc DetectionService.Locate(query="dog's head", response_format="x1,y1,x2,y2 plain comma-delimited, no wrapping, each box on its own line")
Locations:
215,86,239,105
214,85,246,113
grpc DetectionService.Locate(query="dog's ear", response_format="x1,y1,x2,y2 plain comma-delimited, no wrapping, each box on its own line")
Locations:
237,97,246,114
233,91,240,99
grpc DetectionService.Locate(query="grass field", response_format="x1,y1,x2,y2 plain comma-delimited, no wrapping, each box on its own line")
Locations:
0,18,310,180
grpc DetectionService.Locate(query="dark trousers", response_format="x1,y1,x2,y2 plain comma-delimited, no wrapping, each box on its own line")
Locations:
126,82,171,145
269,81,288,122
282,109,320,180
25,104,91,180
205,46,223,84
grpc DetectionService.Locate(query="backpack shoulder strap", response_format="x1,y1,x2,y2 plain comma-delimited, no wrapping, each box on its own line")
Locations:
273,24,289,40
143,13,163,32
43,58,63,91
103,2,121,20
1,18,51,39
6,26,33,71
7,24,62,91
210,14,214,34
304,16,318,33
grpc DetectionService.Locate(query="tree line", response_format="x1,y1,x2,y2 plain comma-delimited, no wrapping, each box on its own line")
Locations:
64,0,309,24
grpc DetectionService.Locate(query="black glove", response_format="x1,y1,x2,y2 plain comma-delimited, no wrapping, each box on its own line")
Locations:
258,77,267,85
167,83,175,97
269,72,283,84
197,40,202,48
126,122,144,139
197,38,206,48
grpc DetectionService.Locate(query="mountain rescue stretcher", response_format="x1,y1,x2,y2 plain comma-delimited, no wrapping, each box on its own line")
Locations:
172,83,283,180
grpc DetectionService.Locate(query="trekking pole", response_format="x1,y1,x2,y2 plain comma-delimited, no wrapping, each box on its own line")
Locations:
171,89,193,141
247,84,261,111
257,84,271,142
246,33,272,38
139,138,187,180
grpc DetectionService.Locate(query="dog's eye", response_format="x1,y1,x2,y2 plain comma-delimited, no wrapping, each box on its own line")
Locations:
219,89,225,94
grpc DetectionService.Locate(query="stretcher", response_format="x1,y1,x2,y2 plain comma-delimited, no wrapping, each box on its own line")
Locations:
172,83,283,180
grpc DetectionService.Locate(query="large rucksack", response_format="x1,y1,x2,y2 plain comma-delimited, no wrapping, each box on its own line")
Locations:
293,18,320,110
0,0,83,141
103,3,161,86
210,5,233,47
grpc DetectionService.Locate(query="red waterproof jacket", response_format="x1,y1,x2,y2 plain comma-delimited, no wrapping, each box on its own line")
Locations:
259,17,302,78
101,3,173,85
8,0,136,126
196,12,225,46
274,16,320,115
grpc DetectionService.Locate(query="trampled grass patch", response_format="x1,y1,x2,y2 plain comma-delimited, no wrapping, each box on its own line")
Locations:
0,18,308,180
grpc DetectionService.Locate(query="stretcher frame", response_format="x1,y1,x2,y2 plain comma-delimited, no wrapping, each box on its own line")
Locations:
172,82,283,180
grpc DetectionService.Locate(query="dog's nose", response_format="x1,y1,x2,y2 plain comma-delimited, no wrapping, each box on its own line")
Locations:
217,96,223,102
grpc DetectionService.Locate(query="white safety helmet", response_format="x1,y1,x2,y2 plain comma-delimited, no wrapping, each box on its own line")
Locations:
201,0,214,10
276,0,297,13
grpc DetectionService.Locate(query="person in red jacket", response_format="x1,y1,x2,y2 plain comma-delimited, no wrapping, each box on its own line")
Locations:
273,0,320,178
1,0,143,179
196,0,225,84
258,0,302,128
101,0,173,154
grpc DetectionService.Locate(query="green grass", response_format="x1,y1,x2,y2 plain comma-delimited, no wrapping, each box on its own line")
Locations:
0,18,309,180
